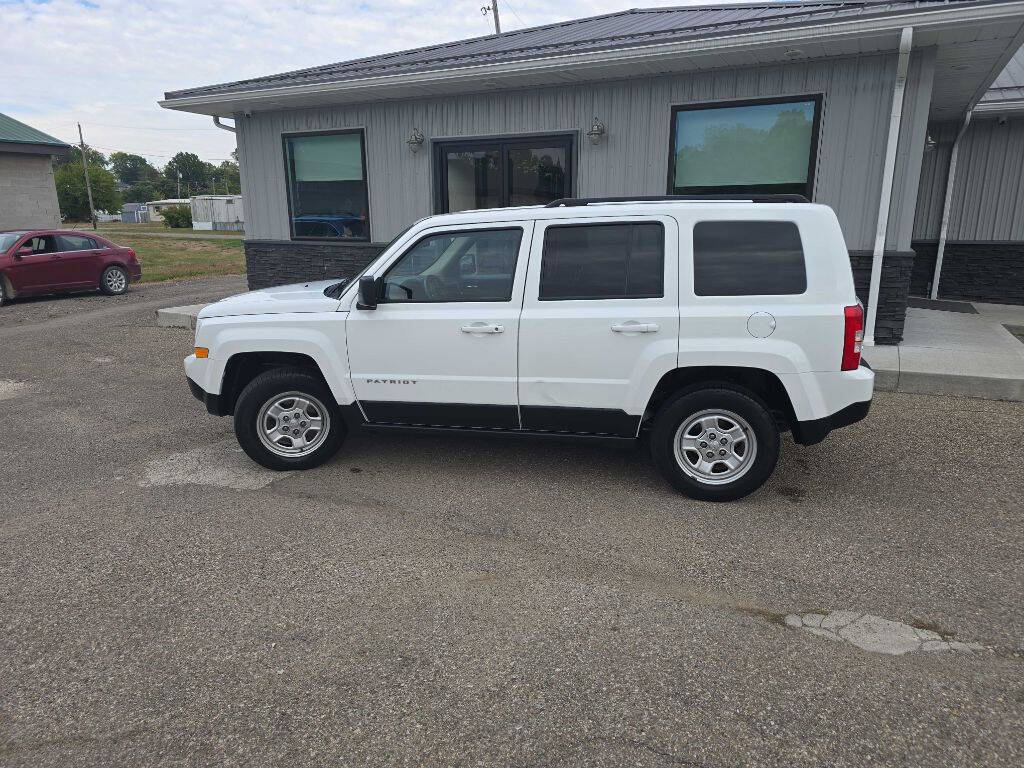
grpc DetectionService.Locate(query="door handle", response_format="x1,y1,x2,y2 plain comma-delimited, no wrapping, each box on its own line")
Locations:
461,322,504,334
610,322,659,334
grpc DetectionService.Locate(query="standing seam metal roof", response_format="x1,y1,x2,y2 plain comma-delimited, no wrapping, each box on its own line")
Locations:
164,1,989,100
0,112,69,148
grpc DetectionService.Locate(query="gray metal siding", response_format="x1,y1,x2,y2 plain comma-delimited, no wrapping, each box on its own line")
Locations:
237,49,931,251
913,115,1024,241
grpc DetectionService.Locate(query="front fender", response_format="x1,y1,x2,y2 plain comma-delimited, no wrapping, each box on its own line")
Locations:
193,312,355,405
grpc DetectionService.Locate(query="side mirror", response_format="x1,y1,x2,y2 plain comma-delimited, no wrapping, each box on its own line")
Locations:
14,246,32,259
357,275,378,310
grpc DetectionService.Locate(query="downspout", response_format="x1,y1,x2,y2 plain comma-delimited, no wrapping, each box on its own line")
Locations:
212,115,236,133
865,26,913,346
930,110,972,299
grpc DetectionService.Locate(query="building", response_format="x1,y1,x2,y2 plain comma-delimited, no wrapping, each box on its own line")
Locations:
911,46,1024,305
121,202,149,224
145,198,191,222
160,0,1024,344
0,112,69,230
190,194,244,231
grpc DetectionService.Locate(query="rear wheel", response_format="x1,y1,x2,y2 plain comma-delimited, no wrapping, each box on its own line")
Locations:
234,368,346,470
100,265,129,295
650,385,780,501
0,278,7,307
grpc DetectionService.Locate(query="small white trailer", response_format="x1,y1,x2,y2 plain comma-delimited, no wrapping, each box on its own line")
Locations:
190,195,244,231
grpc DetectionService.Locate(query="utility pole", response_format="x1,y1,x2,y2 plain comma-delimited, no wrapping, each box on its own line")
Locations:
77,123,97,230
177,171,182,198
482,0,500,34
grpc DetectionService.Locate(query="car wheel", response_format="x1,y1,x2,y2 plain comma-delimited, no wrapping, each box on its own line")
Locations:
234,368,346,471
0,278,7,307
100,265,129,295
650,384,780,502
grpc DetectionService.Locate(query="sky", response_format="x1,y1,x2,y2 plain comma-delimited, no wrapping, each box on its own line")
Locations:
0,0,722,168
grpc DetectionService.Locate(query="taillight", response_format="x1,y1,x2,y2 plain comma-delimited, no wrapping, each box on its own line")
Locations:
842,303,864,371
127,248,137,261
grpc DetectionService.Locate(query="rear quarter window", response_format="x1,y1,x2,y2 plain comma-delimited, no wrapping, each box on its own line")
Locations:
693,220,806,296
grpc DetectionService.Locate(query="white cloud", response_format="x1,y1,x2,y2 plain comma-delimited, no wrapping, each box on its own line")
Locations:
0,0,716,167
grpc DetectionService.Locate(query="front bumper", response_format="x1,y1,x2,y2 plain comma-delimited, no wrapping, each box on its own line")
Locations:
187,376,227,416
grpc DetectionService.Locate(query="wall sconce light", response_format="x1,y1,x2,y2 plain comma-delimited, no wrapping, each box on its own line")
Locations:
406,129,425,153
586,117,606,145
924,132,937,152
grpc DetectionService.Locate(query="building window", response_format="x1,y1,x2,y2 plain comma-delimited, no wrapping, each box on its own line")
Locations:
539,222,665,301
434,135,573,213
668,95,822,198
284,130,369,240
692,220,807,296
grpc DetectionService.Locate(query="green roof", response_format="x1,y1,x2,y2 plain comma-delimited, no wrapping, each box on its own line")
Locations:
0,112,69,148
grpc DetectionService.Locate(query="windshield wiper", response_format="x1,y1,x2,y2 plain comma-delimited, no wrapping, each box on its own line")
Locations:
323,279,349,299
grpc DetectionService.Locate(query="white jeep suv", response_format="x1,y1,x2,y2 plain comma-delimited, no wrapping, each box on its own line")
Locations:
185,196,873,501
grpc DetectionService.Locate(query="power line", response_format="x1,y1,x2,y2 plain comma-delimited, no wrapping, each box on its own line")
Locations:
502,0,527,27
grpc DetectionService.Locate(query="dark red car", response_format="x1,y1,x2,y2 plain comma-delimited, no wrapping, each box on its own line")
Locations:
0,229,141,307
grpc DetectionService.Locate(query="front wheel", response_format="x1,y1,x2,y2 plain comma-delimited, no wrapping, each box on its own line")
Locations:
234,369,346,470
650,385,780,502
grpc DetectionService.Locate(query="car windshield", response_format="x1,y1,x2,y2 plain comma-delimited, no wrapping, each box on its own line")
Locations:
0,233,23,251
337,221,420,300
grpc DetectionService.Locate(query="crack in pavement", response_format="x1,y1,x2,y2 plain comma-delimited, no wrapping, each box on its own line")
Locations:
784,610,987,655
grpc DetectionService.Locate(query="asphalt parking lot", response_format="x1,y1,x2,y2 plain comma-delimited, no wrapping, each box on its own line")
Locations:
1,278,1022,767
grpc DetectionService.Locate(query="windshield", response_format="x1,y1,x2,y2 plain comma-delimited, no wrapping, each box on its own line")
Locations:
338,221,419,301
0,233,23,252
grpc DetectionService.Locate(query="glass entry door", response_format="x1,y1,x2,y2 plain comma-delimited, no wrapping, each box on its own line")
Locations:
435,135,573,213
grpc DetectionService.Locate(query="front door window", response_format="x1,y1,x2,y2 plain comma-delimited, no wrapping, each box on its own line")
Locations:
436,135,573,213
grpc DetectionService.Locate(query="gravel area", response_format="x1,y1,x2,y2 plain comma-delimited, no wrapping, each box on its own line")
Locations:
0,277,1022,767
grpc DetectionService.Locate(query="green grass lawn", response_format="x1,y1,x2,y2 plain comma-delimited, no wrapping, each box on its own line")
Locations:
61,222,245,283
131,236,244,283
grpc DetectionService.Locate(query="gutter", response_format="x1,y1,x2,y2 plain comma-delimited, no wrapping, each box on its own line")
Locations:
159,2,1024,112
212,116,236,133
865,26,913,347
930,110,973,300
972,99,1024,114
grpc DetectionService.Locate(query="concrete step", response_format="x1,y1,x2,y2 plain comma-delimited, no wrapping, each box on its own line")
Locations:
155,304,206,329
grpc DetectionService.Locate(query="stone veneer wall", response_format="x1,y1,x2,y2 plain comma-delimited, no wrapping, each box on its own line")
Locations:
245,240,386,291
848,250,914,346
910,241,1024,305
246,241,914,345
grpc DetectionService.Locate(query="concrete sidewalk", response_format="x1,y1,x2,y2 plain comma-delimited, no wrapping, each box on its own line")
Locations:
865,301,1024,401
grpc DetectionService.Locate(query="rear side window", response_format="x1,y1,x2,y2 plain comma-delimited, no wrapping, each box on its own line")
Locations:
540,222,664,300
693,221,806,296
58,234,99,251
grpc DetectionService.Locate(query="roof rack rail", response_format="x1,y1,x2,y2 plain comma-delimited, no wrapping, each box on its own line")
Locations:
544,194,809,207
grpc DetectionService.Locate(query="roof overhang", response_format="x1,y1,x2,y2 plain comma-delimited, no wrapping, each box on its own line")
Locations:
0,141,70,157
160,1,1024,121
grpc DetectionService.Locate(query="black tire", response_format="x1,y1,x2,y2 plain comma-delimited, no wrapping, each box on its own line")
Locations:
0,278,7,308
234,368,346,471
99,265,129,295
650,384,780,502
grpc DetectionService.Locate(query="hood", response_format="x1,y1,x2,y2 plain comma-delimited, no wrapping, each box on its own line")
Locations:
197,279,347,319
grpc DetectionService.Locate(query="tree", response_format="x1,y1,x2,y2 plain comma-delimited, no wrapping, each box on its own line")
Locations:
122,181,160,203
109,151,160,185
215,160,240,194
163,151,208,197
54,144,106,170
54,162,122,221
